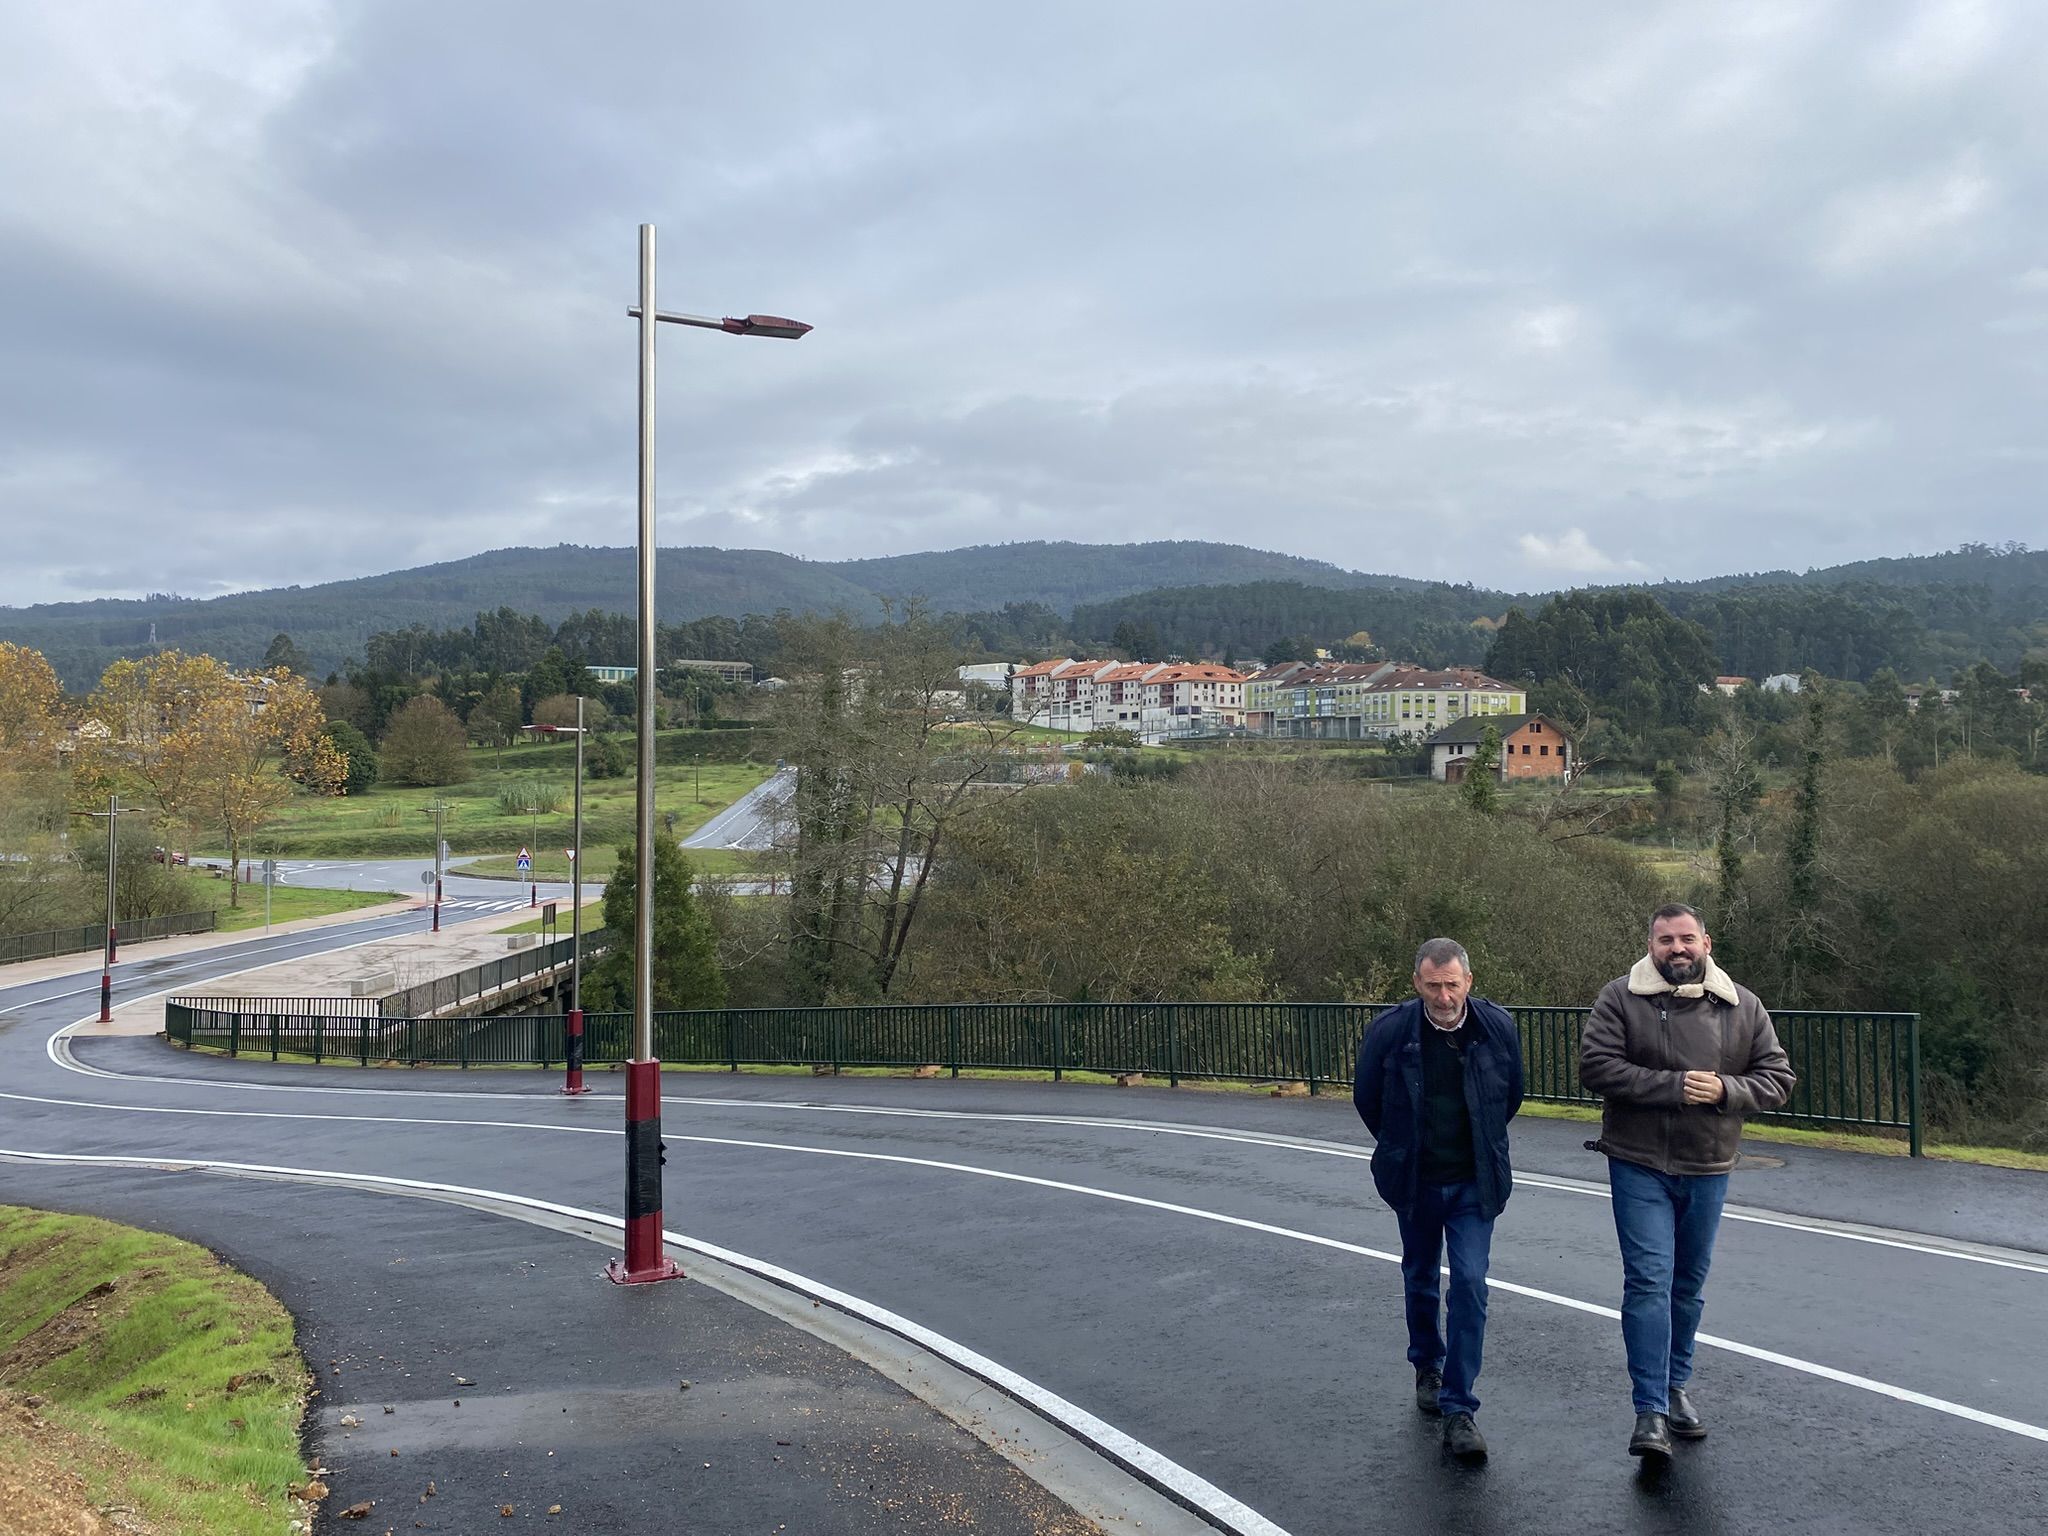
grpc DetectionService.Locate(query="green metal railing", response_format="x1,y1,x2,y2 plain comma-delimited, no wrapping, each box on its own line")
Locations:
162,997,1924,1153
377,928,615,1018
2,909,218,966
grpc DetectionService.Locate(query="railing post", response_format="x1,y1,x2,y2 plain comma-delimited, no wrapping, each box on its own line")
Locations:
1167,1003,1180,1087
1052,1010,1064,1082
728,1012,739,1073
1302,1006,1320,1094
1907,1013,1923,1158
948,1005,960,1079
314,1014,324,1064
229,1011,240,1058
359,1014,369,1067
407,1017,417,1065
270,1013,280,1062
460,1016,469,1070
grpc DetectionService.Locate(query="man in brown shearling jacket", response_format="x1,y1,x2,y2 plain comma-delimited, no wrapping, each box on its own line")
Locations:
1580,903,1795,1462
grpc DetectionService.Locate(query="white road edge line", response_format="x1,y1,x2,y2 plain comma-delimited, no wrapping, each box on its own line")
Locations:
43,994,2048,1274
3,1110,2042,1446
36,936,2042,1279
16,1084,2046,1280
0,1147,1291,1536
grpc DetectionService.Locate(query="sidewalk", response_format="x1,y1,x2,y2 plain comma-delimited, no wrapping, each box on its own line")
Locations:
0,1161,1183,1536
61,906,543,1038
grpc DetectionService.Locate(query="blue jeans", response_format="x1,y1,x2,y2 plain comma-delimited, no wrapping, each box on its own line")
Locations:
1608,1158,1730,1415
1395,1179,1493,1418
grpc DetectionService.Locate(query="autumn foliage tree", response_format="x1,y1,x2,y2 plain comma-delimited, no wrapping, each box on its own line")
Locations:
379,695,471,786
86,652,343,904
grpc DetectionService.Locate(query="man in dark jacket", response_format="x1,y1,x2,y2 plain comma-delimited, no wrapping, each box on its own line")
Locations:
1580,903,1795,1461
1353,938,1524,1463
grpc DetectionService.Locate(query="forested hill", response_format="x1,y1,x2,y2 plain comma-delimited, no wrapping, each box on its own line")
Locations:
1074,544,2048,681
8,537,2041,689
2,540,1396,687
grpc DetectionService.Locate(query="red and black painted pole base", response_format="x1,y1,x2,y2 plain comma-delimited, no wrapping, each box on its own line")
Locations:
560,1008,592,1096
606,1058,681,1284
99,971,112,1024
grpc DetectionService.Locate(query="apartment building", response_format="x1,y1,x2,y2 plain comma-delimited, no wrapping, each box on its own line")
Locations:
1011,658,1249,741
1247,662,1524,739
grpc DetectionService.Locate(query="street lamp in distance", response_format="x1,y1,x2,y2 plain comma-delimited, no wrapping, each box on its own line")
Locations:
609,223,811,1287
528,708,591,1096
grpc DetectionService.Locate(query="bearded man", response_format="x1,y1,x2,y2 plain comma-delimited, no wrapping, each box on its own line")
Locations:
1580,904,1796,1460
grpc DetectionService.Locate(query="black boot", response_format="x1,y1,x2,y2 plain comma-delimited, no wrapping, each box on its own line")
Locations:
1443,1412,1488,1463
1415,1369,1443,1416
1629,1411,1673,1459
1667,1386,1706,1440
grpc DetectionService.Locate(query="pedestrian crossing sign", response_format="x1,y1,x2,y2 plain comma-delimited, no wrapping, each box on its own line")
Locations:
517,847,532,873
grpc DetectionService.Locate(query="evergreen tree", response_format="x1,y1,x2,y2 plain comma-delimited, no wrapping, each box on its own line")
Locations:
584,836,725,1012
1460,726,1501,814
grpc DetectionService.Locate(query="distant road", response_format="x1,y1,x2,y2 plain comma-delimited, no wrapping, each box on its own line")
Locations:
264,857,589,908
682,767,791,851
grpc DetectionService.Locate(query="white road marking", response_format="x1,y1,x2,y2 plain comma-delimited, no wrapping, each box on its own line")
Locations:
1,1096,2042,1445
0,1147,1293,1536
37,991,2048,1277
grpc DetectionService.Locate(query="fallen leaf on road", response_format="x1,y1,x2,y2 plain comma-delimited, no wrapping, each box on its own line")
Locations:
339,1502,373,1519
501,1505,515,1517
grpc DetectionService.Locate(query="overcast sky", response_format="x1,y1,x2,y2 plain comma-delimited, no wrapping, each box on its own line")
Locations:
2,1,2044,608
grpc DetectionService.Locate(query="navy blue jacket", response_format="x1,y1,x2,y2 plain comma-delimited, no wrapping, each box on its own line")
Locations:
1352,996,1524,1220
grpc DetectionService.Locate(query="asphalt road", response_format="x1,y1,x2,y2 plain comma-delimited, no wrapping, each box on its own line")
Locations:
1,928,2044,1534
265,856,588,906
681,768,790,850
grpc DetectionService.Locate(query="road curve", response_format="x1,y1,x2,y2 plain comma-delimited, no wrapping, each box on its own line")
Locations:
1,930,2044,1535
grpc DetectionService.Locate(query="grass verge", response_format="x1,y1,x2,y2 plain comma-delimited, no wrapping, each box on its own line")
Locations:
235,737,771,860
0,1205,310,1536
199,885,402,933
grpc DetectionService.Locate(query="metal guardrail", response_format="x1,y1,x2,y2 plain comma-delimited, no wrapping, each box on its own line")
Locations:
1,909,218,966
376,928,614,1018
162,996,1923,1153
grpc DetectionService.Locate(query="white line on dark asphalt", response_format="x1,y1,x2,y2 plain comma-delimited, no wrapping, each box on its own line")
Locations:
0,1147,1293,1536
5,1086,2045,1447
40,998,2048,1278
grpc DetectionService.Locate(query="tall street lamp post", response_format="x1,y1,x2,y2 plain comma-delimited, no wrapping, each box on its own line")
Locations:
608,223,811,1286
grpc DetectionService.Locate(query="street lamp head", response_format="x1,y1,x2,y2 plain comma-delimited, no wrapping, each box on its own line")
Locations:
722,314,812,340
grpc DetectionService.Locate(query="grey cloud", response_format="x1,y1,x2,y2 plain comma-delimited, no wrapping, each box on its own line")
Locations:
1,0,2044,610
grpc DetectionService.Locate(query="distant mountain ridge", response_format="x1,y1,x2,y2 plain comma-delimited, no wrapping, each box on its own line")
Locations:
3,538,2038,688
1,540,1412,686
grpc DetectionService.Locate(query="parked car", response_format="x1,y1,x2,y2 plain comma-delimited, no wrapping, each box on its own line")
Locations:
151,846,189,866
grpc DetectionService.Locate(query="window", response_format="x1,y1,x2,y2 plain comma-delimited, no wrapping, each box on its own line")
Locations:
1539,744,1549,756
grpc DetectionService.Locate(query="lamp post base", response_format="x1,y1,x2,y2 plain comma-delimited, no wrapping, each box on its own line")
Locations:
605,1252,683,1285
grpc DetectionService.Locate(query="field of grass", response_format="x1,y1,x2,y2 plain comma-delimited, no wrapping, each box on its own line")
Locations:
205,884,401,932
236,735,772,860
0,1205,310,1536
